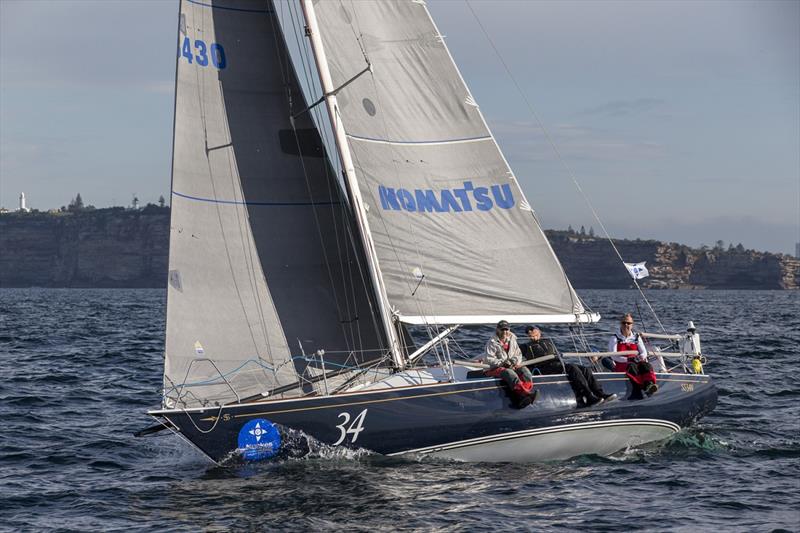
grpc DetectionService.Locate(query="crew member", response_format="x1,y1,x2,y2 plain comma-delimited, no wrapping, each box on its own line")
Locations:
484,320,538,408
608,313,658,396
522,326,616,408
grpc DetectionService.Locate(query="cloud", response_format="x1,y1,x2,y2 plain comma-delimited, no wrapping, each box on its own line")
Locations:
578,98,666,117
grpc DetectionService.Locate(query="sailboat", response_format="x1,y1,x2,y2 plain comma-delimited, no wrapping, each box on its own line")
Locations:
139,0,717,464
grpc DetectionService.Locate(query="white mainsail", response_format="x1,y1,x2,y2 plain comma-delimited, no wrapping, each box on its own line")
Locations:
305,0,592,325
164,0,388,408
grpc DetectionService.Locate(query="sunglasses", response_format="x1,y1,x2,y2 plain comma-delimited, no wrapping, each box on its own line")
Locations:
621,322,633,325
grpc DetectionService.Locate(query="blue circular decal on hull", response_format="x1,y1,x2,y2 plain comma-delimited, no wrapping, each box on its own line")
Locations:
237,419,281,461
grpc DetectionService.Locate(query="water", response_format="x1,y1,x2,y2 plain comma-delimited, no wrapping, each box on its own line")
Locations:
1,289,798,531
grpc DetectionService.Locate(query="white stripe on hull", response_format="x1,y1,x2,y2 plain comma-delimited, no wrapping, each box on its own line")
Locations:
391,419,680,462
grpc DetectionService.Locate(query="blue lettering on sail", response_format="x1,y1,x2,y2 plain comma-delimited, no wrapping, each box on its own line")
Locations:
379,186,400,210
378,182,514,213
179,37,226,69
397,189,416,211
414,189,443,212
491,184,515,209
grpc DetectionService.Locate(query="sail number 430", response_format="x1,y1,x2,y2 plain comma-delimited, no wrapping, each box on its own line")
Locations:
179,37,226,69
333,409,368,445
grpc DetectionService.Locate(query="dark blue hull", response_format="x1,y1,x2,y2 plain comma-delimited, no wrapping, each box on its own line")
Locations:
150,372,717,463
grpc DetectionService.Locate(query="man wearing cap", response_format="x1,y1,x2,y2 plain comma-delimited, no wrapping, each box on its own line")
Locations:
522,326,616,408
484,320,538,408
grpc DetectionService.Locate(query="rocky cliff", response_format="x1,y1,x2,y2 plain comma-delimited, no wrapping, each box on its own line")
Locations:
547,230,800,289
0,209,796,289
0,207,169,288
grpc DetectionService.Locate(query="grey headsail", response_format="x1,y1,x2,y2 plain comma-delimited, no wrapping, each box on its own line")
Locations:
305,0,592,325
164,0,387,408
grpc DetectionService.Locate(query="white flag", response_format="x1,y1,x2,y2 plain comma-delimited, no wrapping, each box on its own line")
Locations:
624,261,649,280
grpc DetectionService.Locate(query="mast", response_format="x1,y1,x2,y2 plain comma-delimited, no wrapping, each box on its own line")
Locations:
299,0,404,369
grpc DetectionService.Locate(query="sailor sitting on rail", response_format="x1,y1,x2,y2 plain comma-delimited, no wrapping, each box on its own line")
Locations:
522,326,616,408
484,320,538,408
609,313,658,397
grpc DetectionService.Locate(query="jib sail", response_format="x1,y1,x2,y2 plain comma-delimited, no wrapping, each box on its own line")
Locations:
164,0,387,408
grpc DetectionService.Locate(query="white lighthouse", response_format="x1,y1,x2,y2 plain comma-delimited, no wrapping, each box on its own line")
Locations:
19,192,30,213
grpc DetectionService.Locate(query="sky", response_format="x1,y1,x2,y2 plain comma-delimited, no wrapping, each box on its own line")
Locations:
0,0,798,254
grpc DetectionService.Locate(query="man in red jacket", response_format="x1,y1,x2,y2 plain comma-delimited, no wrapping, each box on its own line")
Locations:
609,313,657,396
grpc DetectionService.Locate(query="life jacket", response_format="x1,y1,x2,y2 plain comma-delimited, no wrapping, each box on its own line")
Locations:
483,368,534,396
614,333,640,372
513,381,534,395
626,365,657,387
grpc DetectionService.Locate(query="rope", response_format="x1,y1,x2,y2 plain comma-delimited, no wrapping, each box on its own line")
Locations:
464,0,666,333
182,404,225,434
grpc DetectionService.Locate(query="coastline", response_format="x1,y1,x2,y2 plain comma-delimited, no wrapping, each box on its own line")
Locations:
1,208,797,289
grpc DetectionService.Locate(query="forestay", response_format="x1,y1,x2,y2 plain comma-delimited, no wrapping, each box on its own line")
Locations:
309,0,591,325
165,0,386,408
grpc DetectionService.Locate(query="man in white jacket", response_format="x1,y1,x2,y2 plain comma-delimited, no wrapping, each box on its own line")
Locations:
484,320,538,408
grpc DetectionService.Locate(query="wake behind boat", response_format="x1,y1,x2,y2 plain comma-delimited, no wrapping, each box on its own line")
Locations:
139,0,717,464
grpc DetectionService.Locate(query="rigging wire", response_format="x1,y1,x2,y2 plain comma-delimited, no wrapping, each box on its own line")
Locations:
342,0,459,345
279,0,374,357
464,0,667,333
283,0,392,362
281,0,359,354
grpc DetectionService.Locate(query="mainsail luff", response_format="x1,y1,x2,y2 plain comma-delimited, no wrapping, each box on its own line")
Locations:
164,0,389,408
308,0,589,325
301,0,404,368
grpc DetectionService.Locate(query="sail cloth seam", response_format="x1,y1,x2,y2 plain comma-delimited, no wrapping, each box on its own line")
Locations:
341,0,371,65
463,0,664,332
172,190,340,206
343,107,437,327
346,133,493,146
